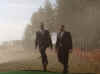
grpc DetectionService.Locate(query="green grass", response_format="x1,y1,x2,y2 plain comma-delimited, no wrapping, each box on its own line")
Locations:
0,71,61,74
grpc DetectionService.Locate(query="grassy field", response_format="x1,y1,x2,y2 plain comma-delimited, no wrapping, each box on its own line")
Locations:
0,47,100,74
0,71,60,74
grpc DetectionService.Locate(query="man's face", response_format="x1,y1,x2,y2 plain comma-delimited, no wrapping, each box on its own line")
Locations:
40,24,44,30
59,25,64,32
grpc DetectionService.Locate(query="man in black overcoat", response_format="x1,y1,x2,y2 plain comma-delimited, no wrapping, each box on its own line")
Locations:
55,25,72,74
35,23,52,71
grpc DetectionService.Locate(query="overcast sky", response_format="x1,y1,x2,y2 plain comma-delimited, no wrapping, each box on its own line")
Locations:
0,0,55,43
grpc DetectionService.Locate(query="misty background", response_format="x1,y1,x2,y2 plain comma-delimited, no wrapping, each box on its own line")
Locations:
0,0,100,50
0,0,55,43
23,0,100,50
0,0,100,73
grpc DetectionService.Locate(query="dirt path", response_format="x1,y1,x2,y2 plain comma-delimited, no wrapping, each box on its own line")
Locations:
0,48,100,74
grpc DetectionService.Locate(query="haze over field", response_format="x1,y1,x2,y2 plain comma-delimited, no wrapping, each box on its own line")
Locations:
0,0,55,43
0,0,100,73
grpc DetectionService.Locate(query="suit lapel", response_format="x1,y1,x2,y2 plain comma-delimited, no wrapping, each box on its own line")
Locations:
62,31,66,40
58,31,65,40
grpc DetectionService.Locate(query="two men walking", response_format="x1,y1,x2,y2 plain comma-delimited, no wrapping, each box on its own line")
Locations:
35,23,72,73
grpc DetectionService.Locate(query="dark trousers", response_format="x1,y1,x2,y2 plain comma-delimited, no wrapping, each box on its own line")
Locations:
57,47,69,72
39,47,48,65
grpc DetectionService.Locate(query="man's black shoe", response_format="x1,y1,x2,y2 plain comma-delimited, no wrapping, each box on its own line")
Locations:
62,69,68,74
43,64,47,72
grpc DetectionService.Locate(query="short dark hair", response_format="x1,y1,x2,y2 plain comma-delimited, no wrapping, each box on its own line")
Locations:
40,22,44,27
61,25,64,28
40,22,44,25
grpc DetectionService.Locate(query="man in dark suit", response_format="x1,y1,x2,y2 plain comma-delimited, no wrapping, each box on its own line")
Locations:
55,25,72,74
35,23,52,71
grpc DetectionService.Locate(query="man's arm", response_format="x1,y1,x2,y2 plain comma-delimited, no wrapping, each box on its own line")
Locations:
48,31,53,48
55,33,59,52
68,32,73,52
35,32,39,49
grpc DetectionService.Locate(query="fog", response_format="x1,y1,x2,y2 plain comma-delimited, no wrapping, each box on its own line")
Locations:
0,0,100,73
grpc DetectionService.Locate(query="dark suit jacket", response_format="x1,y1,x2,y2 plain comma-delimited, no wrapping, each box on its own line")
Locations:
56,31,72,51
35,29,52,49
